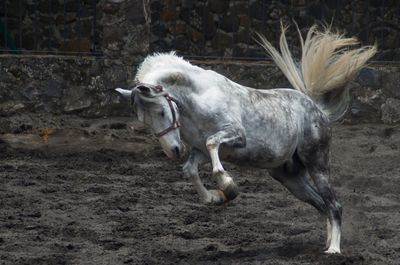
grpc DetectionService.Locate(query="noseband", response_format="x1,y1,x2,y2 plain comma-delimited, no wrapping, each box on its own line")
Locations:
132,83,180,138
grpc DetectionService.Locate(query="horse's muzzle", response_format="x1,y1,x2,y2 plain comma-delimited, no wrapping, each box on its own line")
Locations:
173,146,181,159
161,141,185,160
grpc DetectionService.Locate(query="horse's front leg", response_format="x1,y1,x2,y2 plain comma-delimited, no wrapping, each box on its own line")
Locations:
206,128,246,202
183,148,227,205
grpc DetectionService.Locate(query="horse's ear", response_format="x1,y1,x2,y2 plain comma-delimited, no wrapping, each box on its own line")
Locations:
115,88,132,101
136,85,152,96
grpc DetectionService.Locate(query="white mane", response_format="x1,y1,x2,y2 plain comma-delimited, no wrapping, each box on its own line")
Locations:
135,52,198,83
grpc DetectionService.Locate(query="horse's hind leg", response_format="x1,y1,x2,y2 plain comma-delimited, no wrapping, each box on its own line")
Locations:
299,147,342,254
206,128,246,201
307,164,342,254
183,148,227,205
268,154,327,215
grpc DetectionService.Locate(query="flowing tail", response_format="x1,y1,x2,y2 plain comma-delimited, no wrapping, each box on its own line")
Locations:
256,23,377,122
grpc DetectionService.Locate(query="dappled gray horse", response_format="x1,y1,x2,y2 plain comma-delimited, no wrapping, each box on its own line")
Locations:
116,24,376,254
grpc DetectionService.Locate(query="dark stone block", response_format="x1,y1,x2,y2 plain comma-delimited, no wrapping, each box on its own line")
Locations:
103,26,124,44
151,24,168,38
45,80,64,98
179,8,191,23
232,46,245,57
233,30,252,45
103,3,119,14
382,72,400,98
220,14,240,33
199,12,216,41
211,32,233,50
231,2,249,15
381,98,400,124
37,1,60,13
208,0,229,14
325,0,341,9
307,3,332,21
126,1,146,24
357,68,381,89
173,35,190,51
249,1,268,20
151,11,162,22
4,1,26,19
150,0,164,13
369,0,386,7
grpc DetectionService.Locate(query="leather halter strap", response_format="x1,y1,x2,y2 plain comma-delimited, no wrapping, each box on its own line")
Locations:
132,83,180,138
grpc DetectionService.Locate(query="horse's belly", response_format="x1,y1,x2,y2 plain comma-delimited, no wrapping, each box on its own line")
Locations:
220,142,295,168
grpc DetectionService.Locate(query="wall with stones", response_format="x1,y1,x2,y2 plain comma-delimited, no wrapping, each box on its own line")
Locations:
1,0,101,54
0,0,399,125
0,0,150,117
150,0,400,61
1,55,398,124
0,56,135,117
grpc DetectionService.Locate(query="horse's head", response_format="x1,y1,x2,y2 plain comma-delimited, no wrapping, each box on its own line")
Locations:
116,84,184,160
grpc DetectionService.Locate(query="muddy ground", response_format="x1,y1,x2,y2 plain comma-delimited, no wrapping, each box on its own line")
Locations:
0,113,399,265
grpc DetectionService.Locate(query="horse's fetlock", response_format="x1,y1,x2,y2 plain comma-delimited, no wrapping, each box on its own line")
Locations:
335,201,343,216
213,168,226,178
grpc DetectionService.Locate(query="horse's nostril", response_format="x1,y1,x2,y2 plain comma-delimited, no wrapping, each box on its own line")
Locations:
173,146,180,158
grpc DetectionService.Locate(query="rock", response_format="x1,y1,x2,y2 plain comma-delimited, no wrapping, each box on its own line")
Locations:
62,86,92,113
382,72,400,98
349,100,380,123
102,3,119,14
208,0,229,14
357,68,381,89
126,1,146,24
381,98,400,124
0,101,25,116
249,1,265,20
173,35,189,51
234,30,251,44
307,3,331,20
211,31,233,50
238,15,251,28
45,80,64,98
60,38,92,53
103,25,124,44
220,14,240,33
150,0,163,12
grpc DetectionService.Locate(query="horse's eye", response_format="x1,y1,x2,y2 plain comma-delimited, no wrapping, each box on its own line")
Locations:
160,110,165,117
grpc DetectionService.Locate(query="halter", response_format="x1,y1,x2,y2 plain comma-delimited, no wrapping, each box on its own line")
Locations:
132,83,180,138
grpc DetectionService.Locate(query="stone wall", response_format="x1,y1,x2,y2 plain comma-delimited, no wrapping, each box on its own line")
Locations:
1,0,101,54
1,55,398,124
0,0,150,117
0,56,135,117
0,0,399,124
150,0,400,61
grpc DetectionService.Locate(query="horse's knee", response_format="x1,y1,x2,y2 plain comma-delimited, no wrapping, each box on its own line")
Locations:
332,201,342,223
206,138,218,151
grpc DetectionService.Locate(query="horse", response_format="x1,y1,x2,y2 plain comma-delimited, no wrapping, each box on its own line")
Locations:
115,24,376,254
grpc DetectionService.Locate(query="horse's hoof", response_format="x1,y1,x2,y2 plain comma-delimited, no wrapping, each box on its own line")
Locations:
221,182,239,201
206,190,228,205
324,248,341,254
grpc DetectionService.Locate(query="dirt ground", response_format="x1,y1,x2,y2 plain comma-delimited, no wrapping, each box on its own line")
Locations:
0,113,399,265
